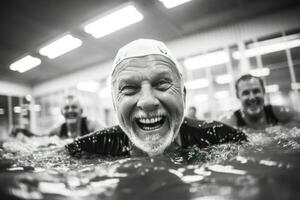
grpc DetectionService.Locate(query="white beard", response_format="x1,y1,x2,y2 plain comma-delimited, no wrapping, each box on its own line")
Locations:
127,127,175,157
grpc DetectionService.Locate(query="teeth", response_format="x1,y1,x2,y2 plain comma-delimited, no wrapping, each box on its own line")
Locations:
138,116,163,124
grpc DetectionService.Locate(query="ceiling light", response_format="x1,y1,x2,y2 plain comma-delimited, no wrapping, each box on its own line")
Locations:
215,74,233,84
98,87,111,98
39,34,82,59
250,68,270,77
9,55,41,73
185,78,209,90
14,106,21,113
266,84,279,93
76,81,100,93
84,5,143,38
193,94,208,102
214,91,230,99
184,50,229,70
291,82,300,90
232,39,300,59
159,0,192,8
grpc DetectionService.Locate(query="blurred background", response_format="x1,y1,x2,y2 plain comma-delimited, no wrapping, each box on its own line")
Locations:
0,0,300,136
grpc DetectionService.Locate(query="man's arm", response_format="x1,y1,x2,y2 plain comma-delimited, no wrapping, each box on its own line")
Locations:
49,126,61,137
65,126,130,157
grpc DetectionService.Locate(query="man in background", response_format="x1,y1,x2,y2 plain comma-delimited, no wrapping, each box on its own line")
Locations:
220,74,300,129
50,95,104,138
187,106,198,120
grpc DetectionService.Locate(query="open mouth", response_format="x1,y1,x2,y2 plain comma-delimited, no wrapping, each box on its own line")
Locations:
135,116,166,131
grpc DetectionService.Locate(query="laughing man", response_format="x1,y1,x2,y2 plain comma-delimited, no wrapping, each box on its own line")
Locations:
66,39,247,157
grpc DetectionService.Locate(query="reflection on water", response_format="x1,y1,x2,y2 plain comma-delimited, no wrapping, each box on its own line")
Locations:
1,126,300,199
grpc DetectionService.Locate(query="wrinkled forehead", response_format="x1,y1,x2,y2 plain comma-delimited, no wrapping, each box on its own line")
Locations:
111,54,181,81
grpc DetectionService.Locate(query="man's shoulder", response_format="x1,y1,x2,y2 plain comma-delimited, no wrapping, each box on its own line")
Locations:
49,124,63,136
85,118,106,131
218,111,238,127
269,104,300,123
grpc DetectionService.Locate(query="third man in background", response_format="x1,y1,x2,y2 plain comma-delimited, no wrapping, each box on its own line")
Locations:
220,74,300,129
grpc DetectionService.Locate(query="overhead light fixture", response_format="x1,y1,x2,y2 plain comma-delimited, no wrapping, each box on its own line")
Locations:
9,55,41,73
76,81,100,93
232,38,300,59
14,106,21,113
84,5,143,38
185,78,209,90
291,82,300,90
214,91,230,99
159,0,192,8
266,84,279,93
98,87,111,98
215,74,233,84
39,34,82,59
193,94,208,102
184,50,229,70
250,68,270,77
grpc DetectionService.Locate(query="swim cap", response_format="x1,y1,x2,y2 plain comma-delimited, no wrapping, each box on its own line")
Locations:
112,38,182,75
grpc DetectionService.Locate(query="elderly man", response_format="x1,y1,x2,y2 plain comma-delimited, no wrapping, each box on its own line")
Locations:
50,95,104,138
66,39,246,157
220,74,300,129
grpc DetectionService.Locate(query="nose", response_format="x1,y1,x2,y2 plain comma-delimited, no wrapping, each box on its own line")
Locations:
137,84,159,112
249,91,256,99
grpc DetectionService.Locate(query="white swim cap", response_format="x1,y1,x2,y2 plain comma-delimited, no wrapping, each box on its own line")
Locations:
112,38,182,75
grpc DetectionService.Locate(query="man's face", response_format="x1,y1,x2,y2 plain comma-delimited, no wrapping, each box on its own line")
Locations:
61,99,82,124
112,55,185,156
237,78,265,120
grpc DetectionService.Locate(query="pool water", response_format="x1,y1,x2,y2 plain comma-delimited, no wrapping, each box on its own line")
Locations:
1,126,300,200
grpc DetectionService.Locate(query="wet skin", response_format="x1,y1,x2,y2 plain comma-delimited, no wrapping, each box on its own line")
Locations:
237,78,265,122
111,55,185,156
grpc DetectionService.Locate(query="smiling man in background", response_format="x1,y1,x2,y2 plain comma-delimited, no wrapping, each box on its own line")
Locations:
220,74,300,129
50,95,104,138
66,39,247,157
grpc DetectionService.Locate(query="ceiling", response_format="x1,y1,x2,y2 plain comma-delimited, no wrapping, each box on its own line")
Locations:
1,0,299,86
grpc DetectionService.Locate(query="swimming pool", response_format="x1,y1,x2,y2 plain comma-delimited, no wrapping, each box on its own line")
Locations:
1,126,300,200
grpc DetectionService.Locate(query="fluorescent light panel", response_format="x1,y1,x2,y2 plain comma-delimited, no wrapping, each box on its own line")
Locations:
214,91,230,99
266,84,279,93
193,94,208,102
39,34,82,59
184,50,229,70
233,39,300,59
215,74,233,84
77,81,100,93
291,82,300,90
185,78,209,90
84,5,143,38
159,0,192,8
250,68,270,77
9,55,41,73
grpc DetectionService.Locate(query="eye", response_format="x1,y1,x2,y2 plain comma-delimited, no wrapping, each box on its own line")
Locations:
253,88,261,94
154,79,172,91
120,85,139,95
242,90,249,96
